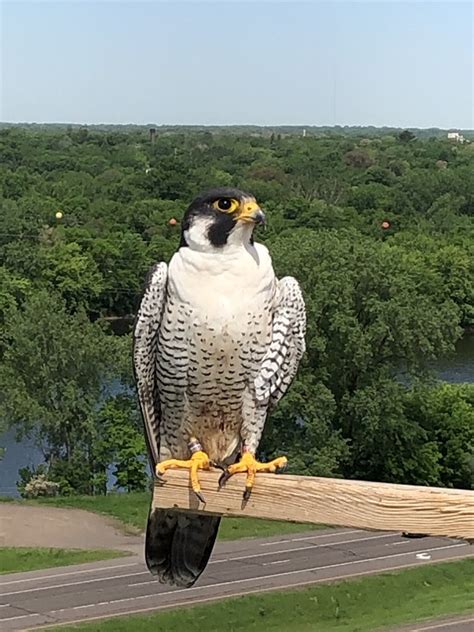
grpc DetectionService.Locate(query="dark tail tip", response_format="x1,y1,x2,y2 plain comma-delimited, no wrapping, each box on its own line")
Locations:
146,507,220,587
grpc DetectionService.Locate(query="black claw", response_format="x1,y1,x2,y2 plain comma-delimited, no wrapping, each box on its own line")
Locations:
212,461,227,473
194,490,206,504
243,486,252,502
218,470,232,490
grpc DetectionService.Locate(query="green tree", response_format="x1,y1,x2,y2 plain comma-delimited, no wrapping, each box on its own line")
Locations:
92,394,148,493
262,375,349,477
0,267,31,357
398,130,416,143
0,291,122,494
36,241,104,311
269,228,464,483
343,377,441,484
1,126,473,491
405,383,474,489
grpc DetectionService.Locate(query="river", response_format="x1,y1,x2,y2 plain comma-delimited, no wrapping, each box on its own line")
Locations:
0,336,472,497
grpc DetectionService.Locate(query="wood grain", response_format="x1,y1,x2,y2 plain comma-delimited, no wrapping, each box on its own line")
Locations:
152,470,474,540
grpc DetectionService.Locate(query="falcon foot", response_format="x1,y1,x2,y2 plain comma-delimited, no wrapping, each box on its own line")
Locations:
155,438,210,503
218,451,287,501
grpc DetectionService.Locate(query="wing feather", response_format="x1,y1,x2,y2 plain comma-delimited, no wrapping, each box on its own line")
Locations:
133,262,168,466
254,276,306,406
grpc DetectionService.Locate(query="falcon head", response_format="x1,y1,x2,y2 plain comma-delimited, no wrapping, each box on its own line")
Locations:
180,188,265,251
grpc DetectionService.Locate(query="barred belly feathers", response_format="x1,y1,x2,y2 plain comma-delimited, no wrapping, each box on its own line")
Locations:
133,188,306,587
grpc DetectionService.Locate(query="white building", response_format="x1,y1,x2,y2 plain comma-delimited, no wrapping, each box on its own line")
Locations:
447,131,465,143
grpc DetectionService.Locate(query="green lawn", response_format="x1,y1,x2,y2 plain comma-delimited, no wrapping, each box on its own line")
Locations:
0,547,126,574
47,559,474,632
219,515,324,540
30,492,325,539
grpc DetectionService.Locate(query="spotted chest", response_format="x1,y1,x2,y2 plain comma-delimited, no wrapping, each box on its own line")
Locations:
155,241,276,460
155,296,273,460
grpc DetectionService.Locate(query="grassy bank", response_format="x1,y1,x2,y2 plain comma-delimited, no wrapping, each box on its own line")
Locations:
29,492,324,539
0,547,126,574
47,559,474,632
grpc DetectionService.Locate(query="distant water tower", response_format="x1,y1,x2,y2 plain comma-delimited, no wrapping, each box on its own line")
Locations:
149,127,156,144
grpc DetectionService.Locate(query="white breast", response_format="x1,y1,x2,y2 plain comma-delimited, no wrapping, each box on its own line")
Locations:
167,242,276,325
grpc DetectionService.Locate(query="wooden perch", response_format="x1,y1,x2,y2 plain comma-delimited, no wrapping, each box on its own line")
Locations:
152,470,474,540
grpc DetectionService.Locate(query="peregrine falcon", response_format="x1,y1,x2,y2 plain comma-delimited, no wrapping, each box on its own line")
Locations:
133,188,306,587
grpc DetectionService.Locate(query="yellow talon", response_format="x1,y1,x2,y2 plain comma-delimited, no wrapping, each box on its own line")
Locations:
155,446,210,502
220,452,287,499
190,451,210,494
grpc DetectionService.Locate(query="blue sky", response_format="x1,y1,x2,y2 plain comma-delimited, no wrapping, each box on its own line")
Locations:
1,1,472,127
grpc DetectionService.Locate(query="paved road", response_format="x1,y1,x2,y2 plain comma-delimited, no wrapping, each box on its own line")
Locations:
395,614,474,632
1,528,472,631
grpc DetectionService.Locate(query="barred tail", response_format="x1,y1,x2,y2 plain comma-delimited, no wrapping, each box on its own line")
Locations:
145,507,220,587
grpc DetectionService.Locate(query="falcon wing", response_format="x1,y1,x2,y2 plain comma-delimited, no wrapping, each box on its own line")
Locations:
133,261,168,466
254,276,306,407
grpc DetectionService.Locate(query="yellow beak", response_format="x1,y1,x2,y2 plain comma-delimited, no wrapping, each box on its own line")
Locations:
237,200,266,225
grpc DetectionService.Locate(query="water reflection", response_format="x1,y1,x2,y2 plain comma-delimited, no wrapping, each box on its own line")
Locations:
431,334,474,384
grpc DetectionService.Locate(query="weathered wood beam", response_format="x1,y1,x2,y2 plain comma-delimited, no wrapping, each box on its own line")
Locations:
152,470,474,540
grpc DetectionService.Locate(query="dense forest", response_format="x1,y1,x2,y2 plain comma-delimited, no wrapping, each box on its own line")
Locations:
0,126,473,496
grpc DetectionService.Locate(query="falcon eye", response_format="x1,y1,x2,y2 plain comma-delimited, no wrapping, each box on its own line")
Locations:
212,198,239,213
217,199,231,210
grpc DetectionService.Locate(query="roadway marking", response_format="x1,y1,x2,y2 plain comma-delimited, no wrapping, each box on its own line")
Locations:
1,540,469,626
0,561,140,586
1,613,41,622
210,533,399,564
411,617,474,631
259,529,364,546
0,530,360,588
23,554,474,631
0,571,148,598
126,543,467,592
0,532,397,597
263,559,290,566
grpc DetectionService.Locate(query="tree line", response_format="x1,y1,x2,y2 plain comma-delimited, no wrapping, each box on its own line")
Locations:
0,126,472,495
